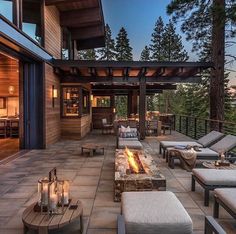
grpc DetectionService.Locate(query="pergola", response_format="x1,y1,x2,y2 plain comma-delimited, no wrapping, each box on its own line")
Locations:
53,60,213,139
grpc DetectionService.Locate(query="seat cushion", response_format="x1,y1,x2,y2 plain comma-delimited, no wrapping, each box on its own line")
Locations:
193,169,236,186
119,137,139,142
195,148,219,159
197,131,224,147
210,135,236,153
122,191,193,234
214,188,236,214
160,141,202,149
118,139,143,150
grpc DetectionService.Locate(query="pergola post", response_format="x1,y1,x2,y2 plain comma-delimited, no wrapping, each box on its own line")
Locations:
128,90,138,117
139,76,146,140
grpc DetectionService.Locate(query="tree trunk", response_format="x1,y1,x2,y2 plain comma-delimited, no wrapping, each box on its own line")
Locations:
210,0,225,130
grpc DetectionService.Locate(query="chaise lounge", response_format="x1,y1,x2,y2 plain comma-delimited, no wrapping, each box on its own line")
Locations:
167,134,236,169
213,188,236,219
159,130,224,158
191,169,236,206
118,191,193,234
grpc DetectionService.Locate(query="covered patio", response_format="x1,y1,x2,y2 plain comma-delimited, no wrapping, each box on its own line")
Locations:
0,131,235,234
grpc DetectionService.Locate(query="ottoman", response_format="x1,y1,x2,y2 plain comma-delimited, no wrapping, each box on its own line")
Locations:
121,191,193,234
118,138,143,150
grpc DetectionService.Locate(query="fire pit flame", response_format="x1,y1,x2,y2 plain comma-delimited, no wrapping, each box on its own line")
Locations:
125,147,140,173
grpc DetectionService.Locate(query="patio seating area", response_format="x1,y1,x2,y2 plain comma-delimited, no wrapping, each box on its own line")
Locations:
0,130,235,234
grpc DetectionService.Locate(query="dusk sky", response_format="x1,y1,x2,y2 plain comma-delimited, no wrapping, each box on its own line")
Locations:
102,0,236,85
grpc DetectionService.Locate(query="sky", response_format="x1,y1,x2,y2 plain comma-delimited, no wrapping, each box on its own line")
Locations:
101,0,236,85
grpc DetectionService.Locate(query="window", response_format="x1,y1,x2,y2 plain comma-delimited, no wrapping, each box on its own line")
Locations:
0,0,14,23
62,28,72,60
22,0,42,45
92,96,111,108
62,87,80,117
62,86,90,117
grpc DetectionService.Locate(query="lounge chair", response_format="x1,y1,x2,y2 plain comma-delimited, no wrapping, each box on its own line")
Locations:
159,130,224,158
168,135,236,169
191,169,236,206
213,188,236,219
118,191,193,234
205,216,226,234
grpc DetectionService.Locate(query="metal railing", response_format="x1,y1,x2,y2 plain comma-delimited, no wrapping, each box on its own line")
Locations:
174,115,236,140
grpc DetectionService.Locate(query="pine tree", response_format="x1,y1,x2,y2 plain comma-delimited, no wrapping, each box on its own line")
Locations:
78,49,97,60
97,24,116,60
161,20,189,61
115,27,133,61
167,0,236,122
150,17,165,61
140,46,151,61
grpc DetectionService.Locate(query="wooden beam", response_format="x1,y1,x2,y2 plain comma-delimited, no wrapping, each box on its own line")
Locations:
139,76,146,140
60,8,102,28
60,75,202,84
138,67,147,77
88,67,97,76
106,67,113,77
153,67,165,77
76,36,105,50
71,25,104,40
91,84,177,90
45,0,87,6
53,60,214,69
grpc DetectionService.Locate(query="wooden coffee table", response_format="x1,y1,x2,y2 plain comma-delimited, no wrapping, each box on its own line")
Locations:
202,161,236,170
22,198,83,234
81,143,104,156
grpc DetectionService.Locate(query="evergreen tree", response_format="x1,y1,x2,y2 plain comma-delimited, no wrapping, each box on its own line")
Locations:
167,0,236,122
78,49,97,60
115,27,133,61
161,20,189,61
140,46,151,61
150,17,165,61
97,24,116,60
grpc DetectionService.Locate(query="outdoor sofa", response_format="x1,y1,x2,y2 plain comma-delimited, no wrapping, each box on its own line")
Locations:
116,126,143,150
167,134,236,169
191,169,236,206
213,188,236,219
118,191,193,234
159,130,224,158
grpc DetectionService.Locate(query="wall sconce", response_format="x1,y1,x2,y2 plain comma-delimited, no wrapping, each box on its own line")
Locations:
8,85,15,95
52,85,58,108
90,94,93,101
113,108,116,113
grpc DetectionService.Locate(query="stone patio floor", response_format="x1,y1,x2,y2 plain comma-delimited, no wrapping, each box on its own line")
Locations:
0,131,235,234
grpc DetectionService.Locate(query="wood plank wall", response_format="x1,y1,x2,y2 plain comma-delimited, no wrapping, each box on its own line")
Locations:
44,6,61,59
44,6,61,146
45,63,61,146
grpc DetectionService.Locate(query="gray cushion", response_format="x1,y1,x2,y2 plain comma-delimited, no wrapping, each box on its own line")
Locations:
118,139,143,149
193,169,236,186
210,135,236,153
160,141,202,148
119,137,139,142
197,131,224,147
122,191,193,234
194,148,219,158
214,188,236,214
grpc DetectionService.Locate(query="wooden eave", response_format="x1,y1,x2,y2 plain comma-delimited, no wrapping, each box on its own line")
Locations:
45,0,105,50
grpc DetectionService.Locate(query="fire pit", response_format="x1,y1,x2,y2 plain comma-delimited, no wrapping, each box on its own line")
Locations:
114,148,166,202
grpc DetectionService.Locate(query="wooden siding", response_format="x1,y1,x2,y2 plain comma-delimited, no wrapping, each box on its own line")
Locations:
45,63,61,146
61,115,91,140
44,6,61,59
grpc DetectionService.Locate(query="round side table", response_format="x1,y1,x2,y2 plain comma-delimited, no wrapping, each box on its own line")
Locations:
22,198,83,234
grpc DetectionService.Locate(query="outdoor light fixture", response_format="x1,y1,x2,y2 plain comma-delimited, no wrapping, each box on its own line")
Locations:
113,108,116,113
52,85,58,108
90,94,93,101
8,85,15,95
37,168,70,215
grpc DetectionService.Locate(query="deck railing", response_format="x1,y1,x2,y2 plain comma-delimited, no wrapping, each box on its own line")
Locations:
173,115,236,140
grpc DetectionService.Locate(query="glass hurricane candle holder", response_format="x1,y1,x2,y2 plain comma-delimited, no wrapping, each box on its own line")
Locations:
38,178,50,213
